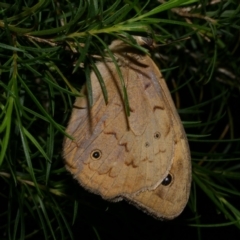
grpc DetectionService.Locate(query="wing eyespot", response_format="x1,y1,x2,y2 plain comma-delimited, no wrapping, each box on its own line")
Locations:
161,174,173,186
154,131,161,139
91,150,102,160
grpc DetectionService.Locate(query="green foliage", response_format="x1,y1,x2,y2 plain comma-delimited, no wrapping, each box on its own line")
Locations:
1,0,240,239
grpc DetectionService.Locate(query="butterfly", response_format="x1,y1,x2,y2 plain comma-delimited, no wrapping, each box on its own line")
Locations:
63,36,191,219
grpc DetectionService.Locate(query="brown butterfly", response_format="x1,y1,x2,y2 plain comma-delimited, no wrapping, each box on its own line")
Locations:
63,36,191,219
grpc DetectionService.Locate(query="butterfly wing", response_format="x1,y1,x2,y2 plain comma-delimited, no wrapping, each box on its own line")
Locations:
63,39,191,219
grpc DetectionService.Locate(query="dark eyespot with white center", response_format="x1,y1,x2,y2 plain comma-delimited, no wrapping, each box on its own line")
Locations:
91,150,102,160
154,132,161,139
161,174,172,186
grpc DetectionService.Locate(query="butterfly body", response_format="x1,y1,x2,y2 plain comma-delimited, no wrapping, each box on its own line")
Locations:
63,38,191,219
